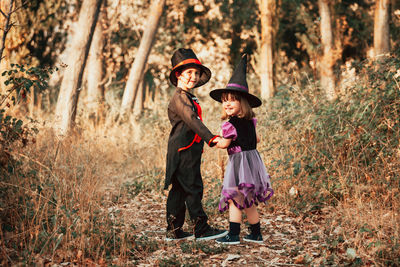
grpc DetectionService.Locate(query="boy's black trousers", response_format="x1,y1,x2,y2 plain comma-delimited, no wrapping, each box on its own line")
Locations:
166,145,209,237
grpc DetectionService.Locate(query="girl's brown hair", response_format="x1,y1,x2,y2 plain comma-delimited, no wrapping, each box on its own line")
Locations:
220,92,255,120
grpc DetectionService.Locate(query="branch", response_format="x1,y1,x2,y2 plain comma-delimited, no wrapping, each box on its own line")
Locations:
12,0,29,13
0,8,7,18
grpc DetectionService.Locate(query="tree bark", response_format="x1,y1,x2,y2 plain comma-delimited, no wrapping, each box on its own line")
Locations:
86,11,105,121
373,0,390,57
318,0,336,101
119,0,165,118
0,0,13,93
259,0,275,100
54,0,103,135
133,78,144,118
0,0,14,66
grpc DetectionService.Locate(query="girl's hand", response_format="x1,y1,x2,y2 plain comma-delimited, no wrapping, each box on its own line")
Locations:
215,137,232,149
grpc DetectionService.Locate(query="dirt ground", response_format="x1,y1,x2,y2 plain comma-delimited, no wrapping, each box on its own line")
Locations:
116,191,332,266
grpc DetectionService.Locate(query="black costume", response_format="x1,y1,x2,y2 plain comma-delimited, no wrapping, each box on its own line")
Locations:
165,87,217,237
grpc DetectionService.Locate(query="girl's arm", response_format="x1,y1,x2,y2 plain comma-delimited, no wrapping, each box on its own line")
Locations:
217,121,236,149
253,118,260,143
215,137,232,149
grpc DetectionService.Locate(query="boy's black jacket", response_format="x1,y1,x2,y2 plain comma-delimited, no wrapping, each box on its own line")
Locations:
165,87,217,189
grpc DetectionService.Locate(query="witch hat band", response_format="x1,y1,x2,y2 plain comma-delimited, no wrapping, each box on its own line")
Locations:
169,48,211,88
210,54,262,108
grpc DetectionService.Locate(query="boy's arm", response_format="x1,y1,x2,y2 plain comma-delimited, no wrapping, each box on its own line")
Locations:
173,92,218,146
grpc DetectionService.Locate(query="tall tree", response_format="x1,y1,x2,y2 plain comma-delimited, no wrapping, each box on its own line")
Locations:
259,0,275,100
219,0,259,65
318,0,336,101
85,10,105,122
119,0,165,119
133,76,145,118
54,0,103,135
373,0,390,56
0,0,14,66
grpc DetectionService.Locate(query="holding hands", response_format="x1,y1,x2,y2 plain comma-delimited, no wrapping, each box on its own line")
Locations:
212,136,231,149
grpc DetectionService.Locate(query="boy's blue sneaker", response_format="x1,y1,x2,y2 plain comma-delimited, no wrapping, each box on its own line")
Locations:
165,229,193,241
243,233,263,244
216,234,240,245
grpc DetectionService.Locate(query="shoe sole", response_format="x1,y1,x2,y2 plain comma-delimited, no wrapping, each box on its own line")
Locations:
195,230,228,241
243,238,264,244
216,240,240,245
165,235,194,242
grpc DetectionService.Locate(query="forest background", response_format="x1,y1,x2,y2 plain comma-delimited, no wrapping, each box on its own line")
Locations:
0,0,399,266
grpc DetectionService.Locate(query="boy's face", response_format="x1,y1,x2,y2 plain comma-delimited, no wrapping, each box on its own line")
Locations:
176,67,201,90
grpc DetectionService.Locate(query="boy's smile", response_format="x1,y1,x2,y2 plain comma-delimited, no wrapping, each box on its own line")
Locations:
176,67,201,91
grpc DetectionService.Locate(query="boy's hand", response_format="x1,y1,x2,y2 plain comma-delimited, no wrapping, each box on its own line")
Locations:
212,136,222,145
213,136,232,149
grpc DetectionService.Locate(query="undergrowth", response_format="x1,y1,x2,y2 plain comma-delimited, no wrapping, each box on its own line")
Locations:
262,53,400,265
1,53,399,265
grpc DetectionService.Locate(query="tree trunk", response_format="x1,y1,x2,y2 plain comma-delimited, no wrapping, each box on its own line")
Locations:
0,0,13,92
119,0,165,118
318,0,336,101
86,11,105,122
133,78,144,118
54,0,103,135
259,0,275,100
373,0,390,56
0,0,13,66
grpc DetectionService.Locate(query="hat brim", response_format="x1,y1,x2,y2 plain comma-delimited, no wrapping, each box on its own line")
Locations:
169,63,211,88
210,88,262,108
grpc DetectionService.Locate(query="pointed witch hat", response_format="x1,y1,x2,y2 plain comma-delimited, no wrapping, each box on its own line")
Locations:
169,48,211,88
209,54,262,108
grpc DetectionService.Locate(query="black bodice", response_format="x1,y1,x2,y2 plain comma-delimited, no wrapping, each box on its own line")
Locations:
228,116,257,151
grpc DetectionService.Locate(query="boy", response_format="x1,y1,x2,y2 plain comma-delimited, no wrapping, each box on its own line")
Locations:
165,48,227,241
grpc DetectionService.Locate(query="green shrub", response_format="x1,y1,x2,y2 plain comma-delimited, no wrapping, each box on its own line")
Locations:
266,52,400,210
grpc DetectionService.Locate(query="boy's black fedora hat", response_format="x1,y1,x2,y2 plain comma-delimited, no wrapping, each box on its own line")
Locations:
210,54,262,108
169,48,211,88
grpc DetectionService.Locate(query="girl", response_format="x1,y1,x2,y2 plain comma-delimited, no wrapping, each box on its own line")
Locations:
209,54,274,244
165,48,227,241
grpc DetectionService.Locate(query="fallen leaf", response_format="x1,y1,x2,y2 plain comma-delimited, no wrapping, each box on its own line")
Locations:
222,254,241,267
294,255,305,264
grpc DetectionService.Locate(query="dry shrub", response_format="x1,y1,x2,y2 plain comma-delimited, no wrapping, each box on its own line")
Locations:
0,120,166,265
2,53,399,265
261,53,400,265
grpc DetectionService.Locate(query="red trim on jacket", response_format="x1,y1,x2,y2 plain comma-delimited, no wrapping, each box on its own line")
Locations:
208,135,219,146
178,137,197,152
177,96,204,152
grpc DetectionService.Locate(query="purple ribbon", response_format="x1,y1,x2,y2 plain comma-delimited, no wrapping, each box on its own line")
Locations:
227,83,248,92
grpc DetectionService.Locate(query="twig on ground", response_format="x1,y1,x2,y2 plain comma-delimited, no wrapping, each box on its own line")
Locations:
256,256,304,266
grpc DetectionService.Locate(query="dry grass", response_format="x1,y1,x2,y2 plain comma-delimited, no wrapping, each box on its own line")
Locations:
1,112,399,265
1,60,400,265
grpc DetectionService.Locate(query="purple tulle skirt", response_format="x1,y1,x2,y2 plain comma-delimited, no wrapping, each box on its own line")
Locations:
218,149,274,212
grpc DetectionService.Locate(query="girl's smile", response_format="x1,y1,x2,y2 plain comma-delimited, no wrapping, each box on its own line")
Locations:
176,67,201,91
222,98,241,117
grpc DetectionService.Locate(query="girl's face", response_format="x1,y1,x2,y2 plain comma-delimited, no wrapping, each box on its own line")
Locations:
176,67,201,91
222,94,241,117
